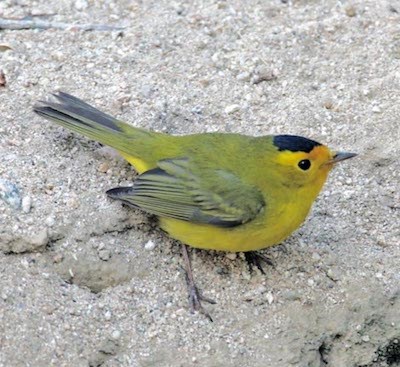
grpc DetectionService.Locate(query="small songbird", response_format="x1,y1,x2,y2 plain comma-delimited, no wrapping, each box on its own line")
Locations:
34,92,356,319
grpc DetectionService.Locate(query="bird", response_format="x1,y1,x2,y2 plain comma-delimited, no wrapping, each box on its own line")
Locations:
34,91,357,320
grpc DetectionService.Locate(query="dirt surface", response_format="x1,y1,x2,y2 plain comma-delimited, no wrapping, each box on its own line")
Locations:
1,1,399,366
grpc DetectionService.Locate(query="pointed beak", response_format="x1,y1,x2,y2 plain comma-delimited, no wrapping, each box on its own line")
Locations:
329,151,357,164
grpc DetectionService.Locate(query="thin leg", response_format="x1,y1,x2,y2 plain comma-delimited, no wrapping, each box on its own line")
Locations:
181,244,216,321
244,251,274,275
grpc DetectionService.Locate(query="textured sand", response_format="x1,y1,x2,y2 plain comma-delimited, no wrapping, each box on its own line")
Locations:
0,1,399,366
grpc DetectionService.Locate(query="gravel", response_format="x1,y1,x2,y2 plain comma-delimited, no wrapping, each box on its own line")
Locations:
1,0,399,366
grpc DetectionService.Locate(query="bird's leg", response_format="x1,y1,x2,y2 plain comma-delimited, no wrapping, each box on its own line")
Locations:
244,251,274,275
181,244,216,321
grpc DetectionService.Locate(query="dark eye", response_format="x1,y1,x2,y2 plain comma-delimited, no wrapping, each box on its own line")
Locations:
298,159,311,170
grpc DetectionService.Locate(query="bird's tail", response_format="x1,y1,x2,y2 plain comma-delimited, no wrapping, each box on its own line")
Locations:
33,91,157,160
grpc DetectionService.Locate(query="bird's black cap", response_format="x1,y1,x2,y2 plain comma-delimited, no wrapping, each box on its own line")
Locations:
273,135,322,153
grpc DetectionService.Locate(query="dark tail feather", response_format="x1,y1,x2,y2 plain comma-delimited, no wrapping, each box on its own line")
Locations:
34,91,122,133
106,186,134,198
34,91,163,169
106,186,140,209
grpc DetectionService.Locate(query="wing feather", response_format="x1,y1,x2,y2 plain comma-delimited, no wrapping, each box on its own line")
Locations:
107,158,264,228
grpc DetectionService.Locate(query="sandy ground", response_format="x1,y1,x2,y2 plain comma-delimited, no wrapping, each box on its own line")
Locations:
1,0,400,366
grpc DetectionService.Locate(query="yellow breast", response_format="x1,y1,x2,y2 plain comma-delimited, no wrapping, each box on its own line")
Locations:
159,198,312,252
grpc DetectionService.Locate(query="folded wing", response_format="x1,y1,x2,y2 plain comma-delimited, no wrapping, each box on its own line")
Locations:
107,158,265,228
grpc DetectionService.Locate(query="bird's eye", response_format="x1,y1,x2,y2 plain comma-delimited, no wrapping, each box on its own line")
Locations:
298,159,311,171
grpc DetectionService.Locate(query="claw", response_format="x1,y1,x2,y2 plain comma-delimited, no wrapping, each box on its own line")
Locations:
185,273,215,322
244,251,274,274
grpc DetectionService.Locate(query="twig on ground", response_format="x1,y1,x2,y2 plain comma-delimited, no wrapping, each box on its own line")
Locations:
0,17,125,31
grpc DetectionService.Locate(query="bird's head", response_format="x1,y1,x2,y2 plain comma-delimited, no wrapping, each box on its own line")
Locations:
271,135,356,190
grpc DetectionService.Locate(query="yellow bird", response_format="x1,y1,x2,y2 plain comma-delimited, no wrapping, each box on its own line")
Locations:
34,92,356,319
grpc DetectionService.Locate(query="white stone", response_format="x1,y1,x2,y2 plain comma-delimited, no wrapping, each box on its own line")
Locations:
224,104,240,114
266,292,274,304
74,0,88,10
21,196,32,213
372,105,381,113
144,240,157,251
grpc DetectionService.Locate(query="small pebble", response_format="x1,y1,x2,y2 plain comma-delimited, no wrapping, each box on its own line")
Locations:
21,196,32,213
372,105,381,113
111,330,121,340
53,254,64,264
29,228,49,247
226,253,237,260
266,292,274,304
243,290,256,301
345,5,356,17
199,78,210,87
224,104,240,114
191,105,203,114
216,266,228,276
361,335,370,342
74,0,88,10
252,66,277,84
211,52,219,63
98,249,112,261
327,267,340,281
237,71,251,82
104,311,112,321
375,235,386,248
144,240,157,251
98,162,110,173
45,216,55,227
0,179,21,209
311,252,321,261
66,197,79,209
51,50,64,61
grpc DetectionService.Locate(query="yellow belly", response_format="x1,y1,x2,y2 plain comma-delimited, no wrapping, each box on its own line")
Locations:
159,202,311,252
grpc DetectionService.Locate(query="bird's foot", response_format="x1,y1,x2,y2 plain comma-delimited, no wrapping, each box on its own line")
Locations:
184,271,216,322
244,251,274,275
181,245,215,322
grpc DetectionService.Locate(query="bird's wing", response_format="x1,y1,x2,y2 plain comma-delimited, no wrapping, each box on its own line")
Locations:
107,158,265,228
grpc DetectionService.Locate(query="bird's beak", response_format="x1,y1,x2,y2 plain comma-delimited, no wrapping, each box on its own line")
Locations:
328,151,357,164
